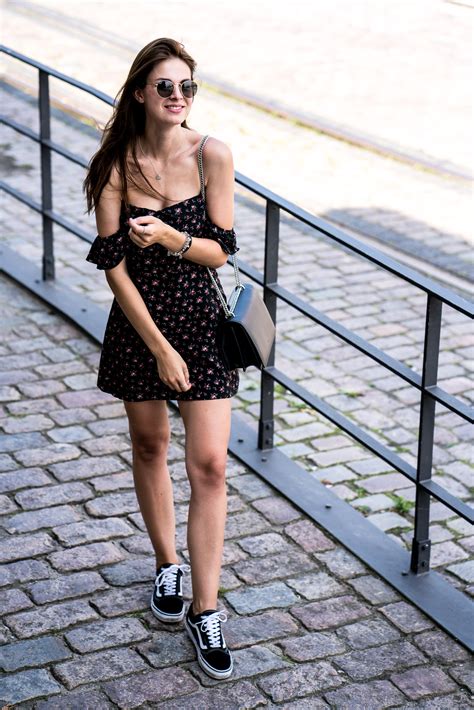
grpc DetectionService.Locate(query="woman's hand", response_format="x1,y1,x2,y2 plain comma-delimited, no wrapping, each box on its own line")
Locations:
128,215,170,249
155,346,192,393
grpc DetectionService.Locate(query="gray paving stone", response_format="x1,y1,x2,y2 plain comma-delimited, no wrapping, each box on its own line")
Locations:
138,633,196,668
286,571,345,600
28,570,108,604
250,496,301,524
391,666,458,699
0,587,34,614
284,520,335,552
47,425,93,443
0,635,71,672
316,547,368,578
221,644,290,681
0,493,17,514
90,470,135,492
52,516,134,546
57,388,115,408
100,557,155,586
448,662,474,693
368,511,412,531
15,482,94,510
0,431,48,453
257,661,343,702
226,582,299,614
278,698,330,709
7,398,57,416
0,668,61,705
0,453,17,471
291,595,371,631
1,413,55,433
0,467,51,493
65,617,149,653
225,609,299,649
335,616,402,649
0,531,56,563
5,599,98,638
333,640,426,680
324,679,405,709
227,473,274,500
393,692,474,710
3,504,82,533
49,455,126,482
352,493,395,512
412,630,470,663
225,510,271,539
348,575,400,604
380,601,434,633
85,491,139,517
279,630,347,661
49,407,97,426
81,434,130,456
35,690,113,709
14,443,82,467
102,667,199,708
0,559,51,586
54,647,148,690
49,541,124,571
447,560,474,583
431,541,469,567
154,679,268,709
359,472,413,493
238,532,296,557
232,550,315,585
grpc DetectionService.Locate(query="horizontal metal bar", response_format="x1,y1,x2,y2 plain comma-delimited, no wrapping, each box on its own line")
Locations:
0,245,107,342
271,283,421,387
0,182,93,243
267,366,417,479
1,45,114,106
229,418,474,651
423,479,473,523
0,113,38,141
426,385,474,424
234,173,474,318
1,116,92,169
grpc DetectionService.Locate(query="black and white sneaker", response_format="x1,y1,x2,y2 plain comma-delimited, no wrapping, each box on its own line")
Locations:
150,562,190,623
185,603,233,679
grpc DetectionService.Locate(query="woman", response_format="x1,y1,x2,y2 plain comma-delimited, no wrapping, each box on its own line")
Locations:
84,37,239,681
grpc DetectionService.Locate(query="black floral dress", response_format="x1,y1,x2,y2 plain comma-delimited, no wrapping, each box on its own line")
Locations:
85,136,239,402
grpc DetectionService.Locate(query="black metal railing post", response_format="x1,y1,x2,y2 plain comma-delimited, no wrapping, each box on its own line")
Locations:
410,293,442,573
258,200,280,450
39,69,54,280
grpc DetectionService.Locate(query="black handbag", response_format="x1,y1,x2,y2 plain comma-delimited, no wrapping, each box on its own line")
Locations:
207,258,276,371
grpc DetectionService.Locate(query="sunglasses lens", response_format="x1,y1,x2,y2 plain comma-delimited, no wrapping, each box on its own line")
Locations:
182,80,198,98
156,80,174,97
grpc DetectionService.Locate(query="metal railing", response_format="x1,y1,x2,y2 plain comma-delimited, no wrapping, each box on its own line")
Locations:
1,45,473,648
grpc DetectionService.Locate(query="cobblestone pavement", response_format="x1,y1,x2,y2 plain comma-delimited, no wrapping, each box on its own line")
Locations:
3,0,472,171
0,271,473,708
2,0,473,282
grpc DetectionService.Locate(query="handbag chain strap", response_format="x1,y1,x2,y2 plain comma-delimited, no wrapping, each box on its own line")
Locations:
198,135,244,319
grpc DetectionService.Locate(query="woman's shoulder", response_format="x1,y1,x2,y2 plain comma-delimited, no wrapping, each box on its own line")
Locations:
199,134,233,175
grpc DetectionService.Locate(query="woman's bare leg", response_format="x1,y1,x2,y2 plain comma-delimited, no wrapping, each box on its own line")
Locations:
124,399,179,569
178,398,231,614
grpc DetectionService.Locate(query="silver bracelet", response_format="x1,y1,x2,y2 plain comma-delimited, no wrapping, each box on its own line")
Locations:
167,231,192,258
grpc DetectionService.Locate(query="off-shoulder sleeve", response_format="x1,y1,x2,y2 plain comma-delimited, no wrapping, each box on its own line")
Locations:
85,226,128,270
202,214,239,256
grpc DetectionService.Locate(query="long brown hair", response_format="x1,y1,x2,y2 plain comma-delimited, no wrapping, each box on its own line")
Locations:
83,38,197,214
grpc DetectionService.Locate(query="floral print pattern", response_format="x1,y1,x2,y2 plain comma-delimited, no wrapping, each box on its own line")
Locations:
85,185,240,401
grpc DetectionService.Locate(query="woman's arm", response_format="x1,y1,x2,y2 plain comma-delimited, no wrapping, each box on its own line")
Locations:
96,168,191,392
128,138,236,268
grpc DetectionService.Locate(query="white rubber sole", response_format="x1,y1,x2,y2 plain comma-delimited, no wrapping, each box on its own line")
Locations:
184,615,233,680
150,596,185,623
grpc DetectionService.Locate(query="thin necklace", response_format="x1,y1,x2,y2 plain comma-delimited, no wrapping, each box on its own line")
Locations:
138,138,163,181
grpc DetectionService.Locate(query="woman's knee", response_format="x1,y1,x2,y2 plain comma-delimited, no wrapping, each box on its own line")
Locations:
131,430,170,462
187,452,227,490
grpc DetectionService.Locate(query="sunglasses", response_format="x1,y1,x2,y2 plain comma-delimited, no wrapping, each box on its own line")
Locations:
147,79,198,99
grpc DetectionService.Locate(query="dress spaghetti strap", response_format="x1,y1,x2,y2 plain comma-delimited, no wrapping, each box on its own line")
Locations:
198,134,210,200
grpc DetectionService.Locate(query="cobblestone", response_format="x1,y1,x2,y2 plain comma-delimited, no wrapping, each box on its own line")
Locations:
0,668,62,705
225,582,299,614
52,517,134,546
0,636,71,672
335,617,401,649
4,504,82,533
0,532,56,563
54,648,148,689
292,595,371,631
0,467,51,492
102,668,199,707
28,571,108,604
257,661,343,702
49,541,124,571
391,666,458,699
65,617,149,653
324,679,405,709
5,599,98,638
15,482,94,509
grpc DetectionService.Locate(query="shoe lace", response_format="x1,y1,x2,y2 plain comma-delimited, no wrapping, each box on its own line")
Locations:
198,610,228,648
156,563,190,595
